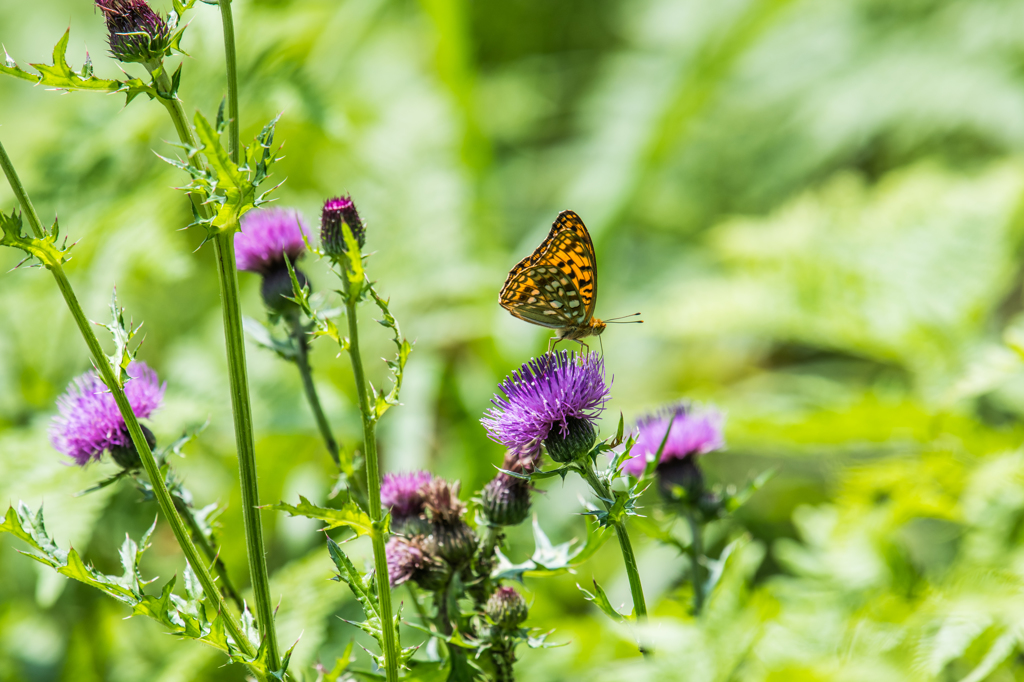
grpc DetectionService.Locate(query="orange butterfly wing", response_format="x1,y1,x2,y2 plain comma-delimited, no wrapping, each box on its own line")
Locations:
499,210,598,330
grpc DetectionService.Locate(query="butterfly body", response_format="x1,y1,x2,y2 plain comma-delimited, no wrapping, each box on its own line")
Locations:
500,210,607,351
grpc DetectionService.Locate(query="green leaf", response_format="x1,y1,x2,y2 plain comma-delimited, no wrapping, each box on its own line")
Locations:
326,539,415,670
166,112,282,238
315,640,355,681
243,316,298,360
340,223,366,299
577,578,630,624
0,503,270,672
102,287,139,386
0,208,71,268
269,497,375,538
367,283,413,419
724,467,777,512
493,516,609,580
0,31,155,104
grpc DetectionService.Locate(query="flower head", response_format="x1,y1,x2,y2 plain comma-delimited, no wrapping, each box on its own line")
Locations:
481,450,533,527
234,208,309,275
485,586,529,629
96,0,171,64
482,351,610,463
50,362,166,466
381,471,433,521
385,536,446,589
622,403,725,478
419,479,478,567
320,195,366,258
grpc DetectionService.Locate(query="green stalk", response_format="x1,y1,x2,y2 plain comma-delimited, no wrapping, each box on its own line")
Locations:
579,459,648,619
149,63,281,670
341,279,400,682
172,489,245,613
0,140,263,678
210,6,283,657
289,317,342,469
685,510,706,614
218,0,241,161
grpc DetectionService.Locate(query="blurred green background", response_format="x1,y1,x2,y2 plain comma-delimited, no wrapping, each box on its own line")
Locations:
4,0,1024,680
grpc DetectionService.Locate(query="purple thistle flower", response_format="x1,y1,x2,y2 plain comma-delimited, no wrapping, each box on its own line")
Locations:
621,403,725,478
320,195,366,258
234,208,309,275
381,471,433,521
385,536,447,589
50,362,166,466
482,351,610,463
385,536,424,587
96,0,171,64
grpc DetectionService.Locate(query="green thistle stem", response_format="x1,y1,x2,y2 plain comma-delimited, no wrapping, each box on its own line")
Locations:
172,491,245,612
213,4,283,660
579,458,648,619
406,582,432,629
289,317,342,469
685,510,706,614
0,139,263,678
218,0,241,161
211,219,282,671
340,277,401,682
149,64,281,671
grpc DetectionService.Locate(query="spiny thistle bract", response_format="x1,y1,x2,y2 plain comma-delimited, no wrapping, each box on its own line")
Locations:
234,208,310,313
95,0,172,64
320,195,366,258
49,361,165,467
482,351,610,464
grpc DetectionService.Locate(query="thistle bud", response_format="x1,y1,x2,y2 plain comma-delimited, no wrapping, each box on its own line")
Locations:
108,424,157,471
422,479,479,567
96,0,172,65
320,195,366,258
481,474,531,527
485,586,528,629
544,416,596,464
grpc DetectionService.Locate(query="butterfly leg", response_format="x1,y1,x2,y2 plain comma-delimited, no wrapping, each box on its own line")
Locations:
548,336,573,353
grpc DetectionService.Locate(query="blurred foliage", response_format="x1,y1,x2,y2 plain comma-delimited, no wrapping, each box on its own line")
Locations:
4,0,1024,680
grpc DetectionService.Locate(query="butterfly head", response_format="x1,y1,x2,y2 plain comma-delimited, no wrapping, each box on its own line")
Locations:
589,318,607,336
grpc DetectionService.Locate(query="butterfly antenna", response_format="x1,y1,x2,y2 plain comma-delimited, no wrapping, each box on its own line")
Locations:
605,312,643,324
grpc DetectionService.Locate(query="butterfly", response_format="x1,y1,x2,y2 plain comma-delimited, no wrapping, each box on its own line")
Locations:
499,210,640,352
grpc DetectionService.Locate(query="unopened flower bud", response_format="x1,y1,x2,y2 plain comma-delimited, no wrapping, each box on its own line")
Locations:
96,0,172,64
485,586,528,629
421,479,478,567
544,416,596,464
320,195,366,258
481,475,531,527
